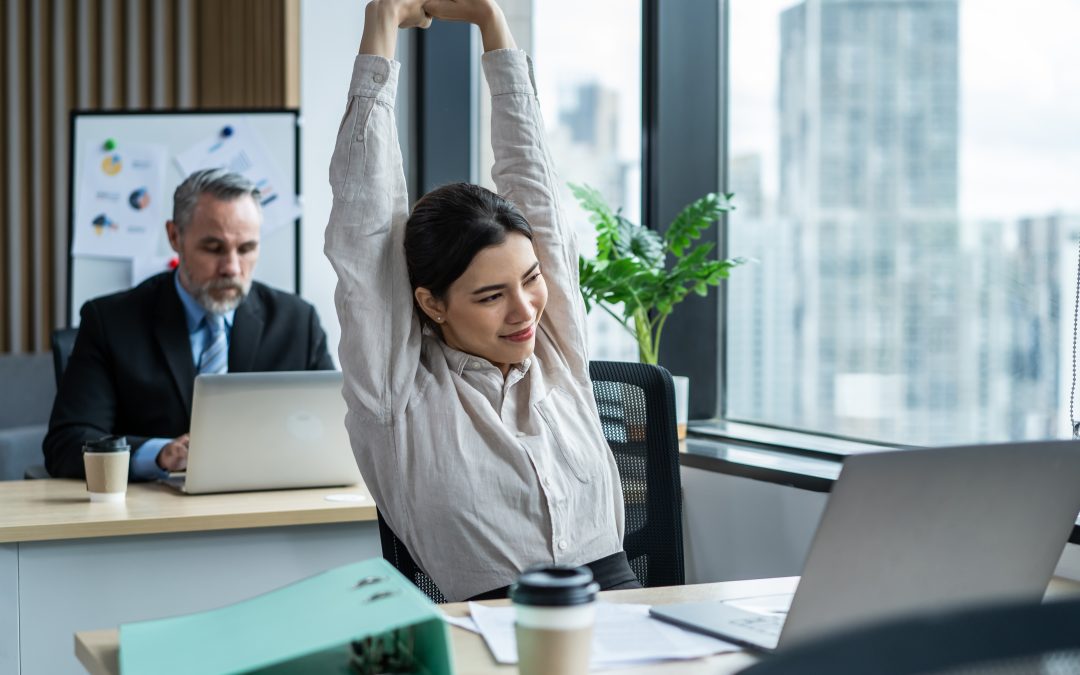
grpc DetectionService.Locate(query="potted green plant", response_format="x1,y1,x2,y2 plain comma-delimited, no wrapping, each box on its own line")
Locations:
571,183,746,434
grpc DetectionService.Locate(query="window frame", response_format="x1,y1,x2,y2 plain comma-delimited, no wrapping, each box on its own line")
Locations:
408,0,894,457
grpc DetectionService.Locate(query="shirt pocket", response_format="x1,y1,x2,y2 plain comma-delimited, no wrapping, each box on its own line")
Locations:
535,386,595,484
328,97,370,203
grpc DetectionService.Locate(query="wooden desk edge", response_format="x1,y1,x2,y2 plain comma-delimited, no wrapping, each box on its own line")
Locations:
0,504,378,544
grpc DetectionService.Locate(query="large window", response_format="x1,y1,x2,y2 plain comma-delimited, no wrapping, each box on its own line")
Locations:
724,0,1080,446
475,0,642,362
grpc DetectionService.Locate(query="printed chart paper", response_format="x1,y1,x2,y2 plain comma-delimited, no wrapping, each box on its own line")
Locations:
175,118,300,234
72,141,167,260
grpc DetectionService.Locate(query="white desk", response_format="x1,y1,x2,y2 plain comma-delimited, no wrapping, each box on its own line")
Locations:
0,479,379,675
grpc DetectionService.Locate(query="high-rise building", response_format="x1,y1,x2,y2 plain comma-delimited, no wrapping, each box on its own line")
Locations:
730,0,962,443
549,81,639,362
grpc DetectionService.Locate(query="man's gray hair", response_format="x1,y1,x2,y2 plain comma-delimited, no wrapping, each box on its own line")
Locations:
172,168,262,233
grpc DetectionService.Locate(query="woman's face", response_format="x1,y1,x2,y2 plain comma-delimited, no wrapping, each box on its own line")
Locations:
420,232,548,375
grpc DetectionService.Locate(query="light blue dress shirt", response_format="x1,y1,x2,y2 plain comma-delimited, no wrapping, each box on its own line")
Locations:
130,273,236,480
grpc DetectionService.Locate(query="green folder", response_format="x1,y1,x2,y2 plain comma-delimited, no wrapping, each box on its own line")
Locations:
119,558,454,674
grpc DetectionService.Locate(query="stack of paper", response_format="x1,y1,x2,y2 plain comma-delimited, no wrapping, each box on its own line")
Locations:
451,602,739,669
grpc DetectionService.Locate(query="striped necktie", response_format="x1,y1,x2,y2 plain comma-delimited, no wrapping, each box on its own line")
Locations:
198,314,228,375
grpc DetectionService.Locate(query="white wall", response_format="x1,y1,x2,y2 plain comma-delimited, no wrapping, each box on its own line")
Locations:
681,466,826,583
681,466,1080,584
298,0,364,363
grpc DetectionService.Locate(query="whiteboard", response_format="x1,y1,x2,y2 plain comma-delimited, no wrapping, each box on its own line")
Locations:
67,110,300,325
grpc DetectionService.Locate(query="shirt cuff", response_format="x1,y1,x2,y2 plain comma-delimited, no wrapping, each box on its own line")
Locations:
131,438,170,481
349,54,400,106
482,49,535,97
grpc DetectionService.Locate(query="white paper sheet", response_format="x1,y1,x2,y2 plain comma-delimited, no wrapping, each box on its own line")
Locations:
175,119,301,234
73,141,167,260
467,602,739,669
440,611,479,633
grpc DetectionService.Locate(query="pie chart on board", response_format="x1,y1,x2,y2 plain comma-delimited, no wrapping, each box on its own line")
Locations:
129,187,151,210
91,213,117,236
101,153,122,176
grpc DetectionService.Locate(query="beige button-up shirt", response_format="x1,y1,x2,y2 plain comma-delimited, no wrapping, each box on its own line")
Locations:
324,49,625,601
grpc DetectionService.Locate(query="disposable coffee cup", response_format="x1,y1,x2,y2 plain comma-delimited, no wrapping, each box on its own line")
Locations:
510,565,599,675
83,435,130,503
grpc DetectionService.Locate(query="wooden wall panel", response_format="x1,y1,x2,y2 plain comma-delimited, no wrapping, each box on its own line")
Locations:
0,0,8,353
0,0,297,354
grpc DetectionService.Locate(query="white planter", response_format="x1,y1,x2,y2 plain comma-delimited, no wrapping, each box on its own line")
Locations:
672,375,689,440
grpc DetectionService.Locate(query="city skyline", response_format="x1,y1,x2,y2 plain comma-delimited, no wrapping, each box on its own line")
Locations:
728,0,1079,444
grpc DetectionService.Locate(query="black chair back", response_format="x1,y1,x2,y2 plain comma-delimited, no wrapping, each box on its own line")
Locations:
376,360,684,601
376,510,447,604
51,327,78,387
589,360,684,588
737,597,1080,675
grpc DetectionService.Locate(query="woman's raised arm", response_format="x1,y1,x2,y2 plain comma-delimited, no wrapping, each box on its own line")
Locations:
324,0,429,423
426,0,593,375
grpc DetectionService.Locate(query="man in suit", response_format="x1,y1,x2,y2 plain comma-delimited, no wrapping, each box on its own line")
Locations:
44,168,334,479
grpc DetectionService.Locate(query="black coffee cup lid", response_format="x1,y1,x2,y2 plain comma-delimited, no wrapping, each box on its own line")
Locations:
509,565,599,607
83,435,130,453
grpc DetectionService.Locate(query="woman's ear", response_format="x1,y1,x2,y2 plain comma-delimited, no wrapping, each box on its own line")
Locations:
414,287,448,324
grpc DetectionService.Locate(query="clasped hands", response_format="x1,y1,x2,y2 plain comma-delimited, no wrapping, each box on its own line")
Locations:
368,0,504,34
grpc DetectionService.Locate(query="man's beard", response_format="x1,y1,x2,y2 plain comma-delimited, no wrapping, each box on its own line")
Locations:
180,264,250,315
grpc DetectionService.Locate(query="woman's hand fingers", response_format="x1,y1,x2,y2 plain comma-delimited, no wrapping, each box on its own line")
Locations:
373,0,432,29
423,0,497,25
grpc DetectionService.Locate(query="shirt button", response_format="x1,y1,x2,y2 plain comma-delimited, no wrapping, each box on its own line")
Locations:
516,431,526,438
373,72,386,84
558,540,568,551
542,477,551,488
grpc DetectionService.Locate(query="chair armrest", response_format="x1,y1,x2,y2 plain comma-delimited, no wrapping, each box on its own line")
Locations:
0,424,48,481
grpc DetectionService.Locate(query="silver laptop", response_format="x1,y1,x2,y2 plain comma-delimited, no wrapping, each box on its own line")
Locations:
162,371,361,494
651,441,1080,652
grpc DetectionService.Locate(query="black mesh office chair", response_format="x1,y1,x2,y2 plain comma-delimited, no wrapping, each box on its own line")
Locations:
376,360,684,602
22,328,81,479
737,597,1080,675
377,510,448,604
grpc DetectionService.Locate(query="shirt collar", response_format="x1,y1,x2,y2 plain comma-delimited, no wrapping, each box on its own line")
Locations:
425,326,532,377
173,271,236,333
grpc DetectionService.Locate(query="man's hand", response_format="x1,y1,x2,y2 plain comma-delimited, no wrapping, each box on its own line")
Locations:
156,434,190,472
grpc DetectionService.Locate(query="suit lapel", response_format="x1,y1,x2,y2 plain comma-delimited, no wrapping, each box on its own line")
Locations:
230,290,264,372
154,281,197,412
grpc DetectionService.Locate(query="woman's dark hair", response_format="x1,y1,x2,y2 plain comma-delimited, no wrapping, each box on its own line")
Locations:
404,182,533,331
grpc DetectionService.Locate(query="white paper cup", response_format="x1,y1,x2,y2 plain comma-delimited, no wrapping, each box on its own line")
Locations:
83,436,130,503
511,566,599,675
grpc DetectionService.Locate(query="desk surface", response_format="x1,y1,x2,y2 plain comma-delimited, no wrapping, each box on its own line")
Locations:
72,576,1080,675
0,479,376,544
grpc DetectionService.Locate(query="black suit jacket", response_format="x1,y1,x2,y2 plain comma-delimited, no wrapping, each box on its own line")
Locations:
44,272,335,479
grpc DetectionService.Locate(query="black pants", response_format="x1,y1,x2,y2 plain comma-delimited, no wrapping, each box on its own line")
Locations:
468,550,641,601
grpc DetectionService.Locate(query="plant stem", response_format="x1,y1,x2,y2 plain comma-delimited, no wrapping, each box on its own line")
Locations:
652,312,671,365
633,307,657,365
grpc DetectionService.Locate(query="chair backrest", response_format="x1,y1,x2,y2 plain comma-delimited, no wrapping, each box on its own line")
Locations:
376,360,684,602
376,510,448,604
737,597,1080,675
51,327,78,387
588,360,684,588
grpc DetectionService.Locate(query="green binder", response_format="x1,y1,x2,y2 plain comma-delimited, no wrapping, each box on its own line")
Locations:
119,558,455,674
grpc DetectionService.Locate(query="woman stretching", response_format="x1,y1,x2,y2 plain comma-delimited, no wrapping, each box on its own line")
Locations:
325,0,639,601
